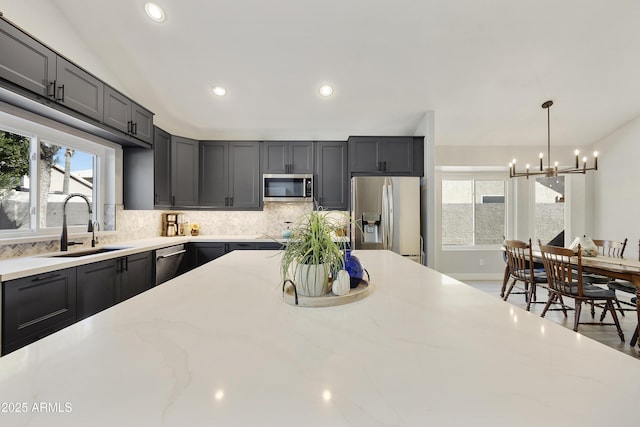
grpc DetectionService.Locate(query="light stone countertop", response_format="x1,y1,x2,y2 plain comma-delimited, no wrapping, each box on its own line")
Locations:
0,235,290,282
0,250,639,426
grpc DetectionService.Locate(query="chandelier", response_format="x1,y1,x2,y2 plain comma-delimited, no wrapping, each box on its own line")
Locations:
509,100,598,178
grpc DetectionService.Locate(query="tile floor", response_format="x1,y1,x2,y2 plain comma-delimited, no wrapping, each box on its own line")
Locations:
467,280,639,359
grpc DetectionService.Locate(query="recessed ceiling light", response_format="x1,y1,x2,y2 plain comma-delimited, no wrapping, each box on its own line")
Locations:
212,86,227,96
144,2,166,22
318,84,334,97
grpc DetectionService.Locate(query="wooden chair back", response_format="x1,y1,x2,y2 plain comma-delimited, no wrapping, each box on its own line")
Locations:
592,238,627,258
539,242,584,297
504,239,534,283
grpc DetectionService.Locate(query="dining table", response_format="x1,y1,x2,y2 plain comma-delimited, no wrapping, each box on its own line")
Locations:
503,247,640,350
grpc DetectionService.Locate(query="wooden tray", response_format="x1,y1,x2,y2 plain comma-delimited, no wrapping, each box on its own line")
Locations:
283,280,370,307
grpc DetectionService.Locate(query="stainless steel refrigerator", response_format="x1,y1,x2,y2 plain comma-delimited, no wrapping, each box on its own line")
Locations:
350,176,422,263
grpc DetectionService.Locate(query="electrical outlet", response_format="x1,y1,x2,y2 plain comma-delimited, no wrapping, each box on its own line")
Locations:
479,259,485,266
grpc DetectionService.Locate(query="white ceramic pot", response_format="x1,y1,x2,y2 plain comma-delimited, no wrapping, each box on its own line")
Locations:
295,263,329,296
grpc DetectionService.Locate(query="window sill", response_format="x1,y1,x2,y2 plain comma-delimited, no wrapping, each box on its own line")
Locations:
0,231,117,246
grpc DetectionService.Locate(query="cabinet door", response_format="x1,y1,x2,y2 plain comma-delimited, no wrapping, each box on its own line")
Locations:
199,141,229,207
119,252,153,302
55,56,104,121
194,243,226,267
316,141,348,210
349,137,381,174
76,259,118,321
131,102,154,145
171,136,199,206
154,127,172,207
0,18,56,97
262,141,288,173
380,137,413,174
290,141,314,174
2,268,77,355
103,85,131,133
227,242,256,251
229,141,260,208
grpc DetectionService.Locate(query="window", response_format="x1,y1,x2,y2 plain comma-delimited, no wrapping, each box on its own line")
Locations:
0,110,115,238
534,176,565,245
441,178,506,247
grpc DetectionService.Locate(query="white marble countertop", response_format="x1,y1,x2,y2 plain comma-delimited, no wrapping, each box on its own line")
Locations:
0,250,638,426
0,235,290,282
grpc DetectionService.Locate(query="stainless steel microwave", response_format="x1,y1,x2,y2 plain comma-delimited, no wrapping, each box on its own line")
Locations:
263,174,313,202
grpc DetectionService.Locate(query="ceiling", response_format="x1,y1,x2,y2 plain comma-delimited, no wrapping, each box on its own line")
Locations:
3,0,640,147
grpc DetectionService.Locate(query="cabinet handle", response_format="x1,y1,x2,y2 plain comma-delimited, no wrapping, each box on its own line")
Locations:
230,197,233,206
172,195,176,206
133,122,138,135
127,121,132,134
383,161,387,172
56,84,65,102
377,161,381,171
48,80,56,98
32,272,61,282
224,197,228,206
124,257,129,272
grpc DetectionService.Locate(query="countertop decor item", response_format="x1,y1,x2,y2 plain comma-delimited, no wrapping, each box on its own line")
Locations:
332,270,351,296
190,223,200,236
283,279,370,307
280,210,350,297
344,249,364,288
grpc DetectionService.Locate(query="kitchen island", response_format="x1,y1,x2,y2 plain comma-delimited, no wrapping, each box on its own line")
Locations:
0,250,639,426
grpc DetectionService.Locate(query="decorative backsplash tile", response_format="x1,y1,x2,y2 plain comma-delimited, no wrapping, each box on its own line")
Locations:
0,203,348,259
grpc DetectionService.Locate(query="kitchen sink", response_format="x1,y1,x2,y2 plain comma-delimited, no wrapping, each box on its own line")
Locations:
45,247,131,258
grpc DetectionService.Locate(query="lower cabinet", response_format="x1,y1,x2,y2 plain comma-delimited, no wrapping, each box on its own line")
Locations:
2,267,77,356
193,243,226,267
76,259,119,321
119,251,153,302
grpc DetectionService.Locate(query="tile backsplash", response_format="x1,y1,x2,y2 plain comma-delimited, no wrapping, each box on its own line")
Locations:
0,203,348,259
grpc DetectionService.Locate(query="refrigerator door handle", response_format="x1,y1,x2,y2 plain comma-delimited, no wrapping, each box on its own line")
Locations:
387,178,394,251
381,179,388,249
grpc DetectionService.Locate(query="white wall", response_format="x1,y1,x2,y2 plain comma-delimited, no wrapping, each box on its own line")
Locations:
593,116,640,261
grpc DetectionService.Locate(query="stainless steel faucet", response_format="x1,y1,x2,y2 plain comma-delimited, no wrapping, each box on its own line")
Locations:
60,193,93,251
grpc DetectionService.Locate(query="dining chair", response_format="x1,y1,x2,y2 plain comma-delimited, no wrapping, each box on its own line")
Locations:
582,238,628,285
600,238,639,319
630,297,638,347
538,242,625,341
503,239,547,311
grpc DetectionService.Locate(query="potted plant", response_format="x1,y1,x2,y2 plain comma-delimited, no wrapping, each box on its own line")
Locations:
280,210,349,296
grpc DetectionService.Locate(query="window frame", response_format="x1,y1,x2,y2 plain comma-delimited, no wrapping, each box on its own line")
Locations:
0,108,114,240
439,169,510,251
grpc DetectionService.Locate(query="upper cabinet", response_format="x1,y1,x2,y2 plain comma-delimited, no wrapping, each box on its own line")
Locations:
171,136,199,207
54,56,104,122
104,86,154,145
0,17,153,147
200,141,261,209
263,141,313,174
348,136,424,176
0,17,56,97
315,141,348,210
153,127,172,207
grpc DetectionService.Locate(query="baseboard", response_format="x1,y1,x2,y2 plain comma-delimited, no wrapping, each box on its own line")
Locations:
445,273,503,282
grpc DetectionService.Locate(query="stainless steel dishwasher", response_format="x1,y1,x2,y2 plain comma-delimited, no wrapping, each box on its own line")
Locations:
155,244,186,285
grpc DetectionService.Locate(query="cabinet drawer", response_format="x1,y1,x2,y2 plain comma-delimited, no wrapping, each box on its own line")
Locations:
2,268,77,355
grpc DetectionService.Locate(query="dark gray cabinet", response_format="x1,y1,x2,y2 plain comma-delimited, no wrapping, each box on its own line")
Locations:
2,268,77,355
172,136,199,207
263,141,313,174
0,17,56,97
0,17,153,148
76,259,119,320
154,127,172,208
104,86,153,144
192,242,226,267
119,251,153,302
316,141,348,210
200,141,260,209
349,136,424,176
54,56,104,122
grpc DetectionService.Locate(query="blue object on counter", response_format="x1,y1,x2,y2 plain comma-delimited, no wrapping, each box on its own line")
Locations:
344,249,364,288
